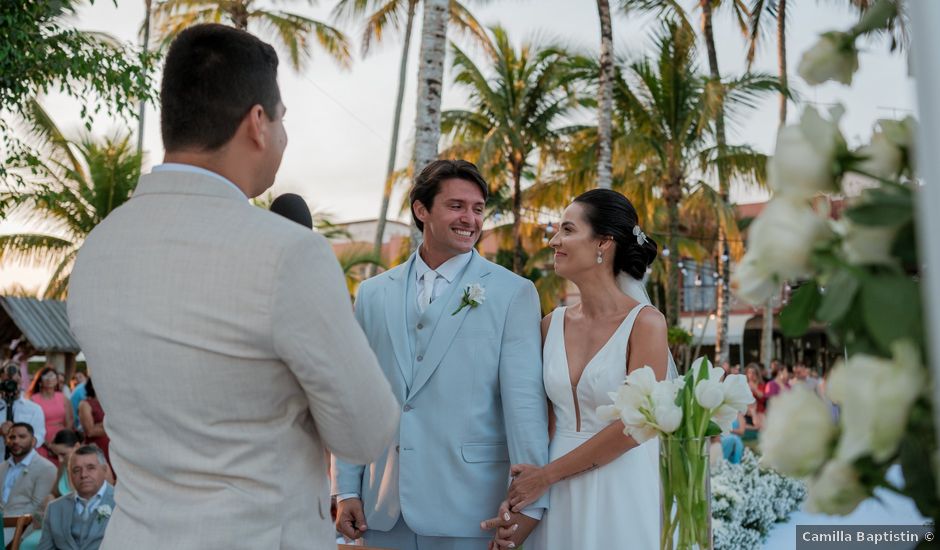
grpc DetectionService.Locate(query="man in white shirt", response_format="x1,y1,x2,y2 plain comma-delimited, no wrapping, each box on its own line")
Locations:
0,423,57,541
38,445,115,550
0,365,47,449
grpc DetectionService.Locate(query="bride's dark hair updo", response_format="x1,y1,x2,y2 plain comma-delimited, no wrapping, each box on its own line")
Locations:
573,189,658,280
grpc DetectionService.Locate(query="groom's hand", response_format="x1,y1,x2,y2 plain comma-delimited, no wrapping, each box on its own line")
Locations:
335,498,367,540
481,500,538,549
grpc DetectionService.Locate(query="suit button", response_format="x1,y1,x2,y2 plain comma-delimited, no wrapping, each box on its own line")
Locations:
417,323,424,329
403,404,414,412
416,355,423,362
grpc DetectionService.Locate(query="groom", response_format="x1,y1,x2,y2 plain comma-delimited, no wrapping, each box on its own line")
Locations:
332,160,549,549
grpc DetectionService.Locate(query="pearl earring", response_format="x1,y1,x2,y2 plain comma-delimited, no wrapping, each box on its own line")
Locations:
596,251,603,264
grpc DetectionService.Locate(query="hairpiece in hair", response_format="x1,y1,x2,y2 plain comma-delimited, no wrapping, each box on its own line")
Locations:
633,225,648,245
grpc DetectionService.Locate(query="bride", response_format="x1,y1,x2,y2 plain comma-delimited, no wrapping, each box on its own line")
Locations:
488,189,671,550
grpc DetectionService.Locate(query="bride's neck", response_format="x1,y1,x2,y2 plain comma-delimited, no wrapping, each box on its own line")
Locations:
573,274,628,319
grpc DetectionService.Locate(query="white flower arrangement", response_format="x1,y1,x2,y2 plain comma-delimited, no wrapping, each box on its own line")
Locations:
95,504,113,522
711,449,806,550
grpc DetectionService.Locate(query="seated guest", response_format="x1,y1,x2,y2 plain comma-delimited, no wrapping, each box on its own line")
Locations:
0,423,57,542
720,413,747,464
38,445,114,550
48,430,83,498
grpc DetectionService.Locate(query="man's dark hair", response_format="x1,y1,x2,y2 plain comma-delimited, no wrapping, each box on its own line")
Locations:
10,422,33,436
161,23,281,152
71,445,107,466
409,160,489,232
53,429,81,447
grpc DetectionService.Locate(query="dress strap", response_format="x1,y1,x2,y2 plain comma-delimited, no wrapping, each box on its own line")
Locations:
616,302,651,348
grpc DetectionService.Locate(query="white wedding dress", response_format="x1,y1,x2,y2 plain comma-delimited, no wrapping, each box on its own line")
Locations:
528,303,660,550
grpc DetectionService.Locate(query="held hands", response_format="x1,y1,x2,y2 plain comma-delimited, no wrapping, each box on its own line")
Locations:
481,500,537,550
507,463,551,512
335,498,367,541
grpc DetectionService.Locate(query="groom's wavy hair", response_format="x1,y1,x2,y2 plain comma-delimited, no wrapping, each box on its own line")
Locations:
410,160,489,232
160,24,281,152
574,189,658,280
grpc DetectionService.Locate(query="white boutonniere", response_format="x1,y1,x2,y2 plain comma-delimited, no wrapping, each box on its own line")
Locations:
95,504,112,522
452,283,485,315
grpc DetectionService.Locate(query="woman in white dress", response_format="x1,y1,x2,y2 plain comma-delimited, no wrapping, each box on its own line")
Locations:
487,189,670,550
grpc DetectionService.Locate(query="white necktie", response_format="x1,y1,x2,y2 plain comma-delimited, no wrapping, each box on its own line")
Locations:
418,270,437,314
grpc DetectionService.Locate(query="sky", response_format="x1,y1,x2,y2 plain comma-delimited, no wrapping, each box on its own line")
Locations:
0,0,917,291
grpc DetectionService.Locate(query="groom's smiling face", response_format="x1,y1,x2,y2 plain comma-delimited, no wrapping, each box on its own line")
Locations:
414,178,485,260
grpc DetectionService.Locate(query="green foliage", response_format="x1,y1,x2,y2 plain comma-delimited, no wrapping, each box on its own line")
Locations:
668,325,693,347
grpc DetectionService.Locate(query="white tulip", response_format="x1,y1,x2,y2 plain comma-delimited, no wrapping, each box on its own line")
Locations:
798,32,859,86
768,106,846,201
602,384,647,426
835,218,898,266
626,366,657,396
720,374,756,411
654,403,683,434
805,460,868,515
827,341,925,462
760,385,837,477
713,404,740,433
651,379,681,408
746,199,832,281
625,423,659,445
732,254,779,306
695,379,724,410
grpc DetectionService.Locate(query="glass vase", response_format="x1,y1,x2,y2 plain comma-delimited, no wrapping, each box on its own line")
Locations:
660,436,712,550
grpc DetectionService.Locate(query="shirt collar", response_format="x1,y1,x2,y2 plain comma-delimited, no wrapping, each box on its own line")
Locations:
414,251,472,284
8,449,36,469
151,163,247,199
77,481,109,505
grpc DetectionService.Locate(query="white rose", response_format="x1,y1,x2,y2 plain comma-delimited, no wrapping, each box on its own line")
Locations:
855,131,903,179
720,374,755,412
834,218,898,266
760,385,837,477
625,366,657,396
732,254,779,306
768,106,846,201
827,341,925,462
694,379,724,410
805,460,868,515
798,32,859,86
746,199,832,281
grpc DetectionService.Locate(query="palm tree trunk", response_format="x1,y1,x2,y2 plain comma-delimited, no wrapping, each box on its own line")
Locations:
596,0,614,190
701,0,731,365
411,0,450,251
665,174,682,326
762,0,788,369
512,163,524,274
137,0,152,155
371,0,417,273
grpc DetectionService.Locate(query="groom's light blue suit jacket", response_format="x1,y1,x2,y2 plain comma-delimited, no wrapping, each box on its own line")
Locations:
332,250,549,538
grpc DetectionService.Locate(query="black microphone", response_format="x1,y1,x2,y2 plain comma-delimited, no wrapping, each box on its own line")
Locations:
270,193,313,229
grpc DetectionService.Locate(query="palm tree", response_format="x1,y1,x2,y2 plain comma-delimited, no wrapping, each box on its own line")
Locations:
0,101,142,299
336,246,386,299
151,0,352,70
609,22,777,326
441,27,584,273
331,0,489,272
596,0,615,189
411,0,450,250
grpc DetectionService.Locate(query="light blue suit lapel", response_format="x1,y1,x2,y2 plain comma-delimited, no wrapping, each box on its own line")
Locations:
383,255,416,386
408,251,491,398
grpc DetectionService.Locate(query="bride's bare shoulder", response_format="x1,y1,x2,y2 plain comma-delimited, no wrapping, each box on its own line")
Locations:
633,306,667,336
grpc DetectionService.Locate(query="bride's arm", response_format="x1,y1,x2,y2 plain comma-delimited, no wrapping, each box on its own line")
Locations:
540,314,556,442
507,308,669,513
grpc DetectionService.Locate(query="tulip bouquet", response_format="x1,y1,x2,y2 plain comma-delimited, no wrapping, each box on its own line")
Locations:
732,0,939,527
599,358,754,550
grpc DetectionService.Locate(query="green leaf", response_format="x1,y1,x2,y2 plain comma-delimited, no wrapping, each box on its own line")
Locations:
845,203,912,227
891,222,918,269
817,270,860,323
861,274,923,355
779,281,821,338
704,421,722,438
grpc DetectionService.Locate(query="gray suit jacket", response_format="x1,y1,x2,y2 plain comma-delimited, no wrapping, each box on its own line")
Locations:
67,170,400,550
0,453,57,541
37,484,115,550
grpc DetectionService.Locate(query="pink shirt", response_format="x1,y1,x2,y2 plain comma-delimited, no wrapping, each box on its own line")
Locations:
32,392,68,442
